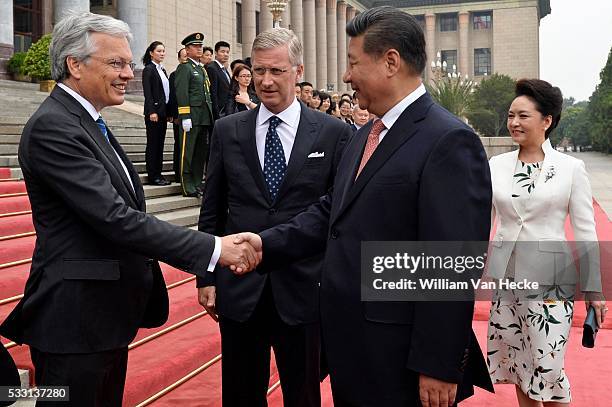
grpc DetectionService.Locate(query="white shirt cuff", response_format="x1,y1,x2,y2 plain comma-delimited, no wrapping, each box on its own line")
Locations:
207,236,222,272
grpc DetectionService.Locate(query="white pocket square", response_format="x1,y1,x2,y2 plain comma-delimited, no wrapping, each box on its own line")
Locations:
308,152,324,158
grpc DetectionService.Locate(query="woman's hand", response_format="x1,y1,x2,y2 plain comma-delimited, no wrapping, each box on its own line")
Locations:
235,93,250,105
585,291,607,326
150,113,159,122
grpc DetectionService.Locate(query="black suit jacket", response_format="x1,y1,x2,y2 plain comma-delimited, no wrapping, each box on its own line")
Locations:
207,61,231,118
167,70,178,119
260,92,494,404
0,86,216,354
142,63,169,118
197,102,352,324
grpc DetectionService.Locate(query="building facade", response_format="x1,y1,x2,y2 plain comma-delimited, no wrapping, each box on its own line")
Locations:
0,0,550,91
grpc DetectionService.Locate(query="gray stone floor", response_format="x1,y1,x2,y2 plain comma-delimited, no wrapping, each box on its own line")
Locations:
568,151,612,221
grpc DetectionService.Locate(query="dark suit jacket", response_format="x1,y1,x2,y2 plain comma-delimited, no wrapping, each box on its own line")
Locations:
142,63,170,118
0,86,216,354
260,92,494,404
207,61,231,118
167,70,178,119
197,102,352,324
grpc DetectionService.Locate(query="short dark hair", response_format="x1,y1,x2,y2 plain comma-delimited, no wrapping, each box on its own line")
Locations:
230,58,245,71
215,41,230,52
177,47,186,59
295,83,302,88
341,93,352,101
515,78,563,139
203,46,213,54
301,81,313,88
338,99,352,109
346,6,426,75
142,41,164,65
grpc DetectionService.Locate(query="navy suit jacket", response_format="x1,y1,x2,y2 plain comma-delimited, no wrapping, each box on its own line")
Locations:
260,92,494,404
197,102,352,324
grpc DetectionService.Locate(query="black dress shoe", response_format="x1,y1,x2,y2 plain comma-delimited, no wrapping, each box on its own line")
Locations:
149,178,170,186
184,191,202,198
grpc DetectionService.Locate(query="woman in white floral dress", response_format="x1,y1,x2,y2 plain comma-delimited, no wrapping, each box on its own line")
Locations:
486,79,607,406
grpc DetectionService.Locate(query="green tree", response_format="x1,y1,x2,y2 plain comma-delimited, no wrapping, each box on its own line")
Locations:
23,34,52,80
587,47,611,153
466,73,516,137
554,105,589,148
426,75,474,119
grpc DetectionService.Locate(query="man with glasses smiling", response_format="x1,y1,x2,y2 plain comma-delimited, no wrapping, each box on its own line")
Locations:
0,12,262,406
196,28,352,407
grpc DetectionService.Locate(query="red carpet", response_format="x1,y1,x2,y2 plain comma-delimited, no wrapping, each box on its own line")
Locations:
0,168,11,179
1,165,610,406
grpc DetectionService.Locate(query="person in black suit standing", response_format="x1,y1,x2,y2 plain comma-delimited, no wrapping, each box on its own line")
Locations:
197,28,352,407
0,12,260,406
142,41,171,186
207,40,231,117
238,7,494,406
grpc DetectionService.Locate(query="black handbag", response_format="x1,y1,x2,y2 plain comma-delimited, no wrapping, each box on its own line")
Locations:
582,306,599,348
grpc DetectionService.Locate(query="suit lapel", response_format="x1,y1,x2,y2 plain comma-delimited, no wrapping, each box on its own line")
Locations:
238,107,272,203
332,93,432,224
107,128,145,209
274,104,318,203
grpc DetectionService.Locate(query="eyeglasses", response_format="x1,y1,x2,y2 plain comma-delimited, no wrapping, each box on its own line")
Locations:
88,56,136,72
252,66,293,76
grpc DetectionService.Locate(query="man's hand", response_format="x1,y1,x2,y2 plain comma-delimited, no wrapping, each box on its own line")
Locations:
198,286,218,322
419,374,457,407
230,233,263,275
218,233,262,274
182,118,192,132
150,113,159,122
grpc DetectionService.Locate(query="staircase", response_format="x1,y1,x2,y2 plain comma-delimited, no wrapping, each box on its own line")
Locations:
0,79,282,406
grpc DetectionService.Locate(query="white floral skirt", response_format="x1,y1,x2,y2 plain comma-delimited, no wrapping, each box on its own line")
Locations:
487,289,574,403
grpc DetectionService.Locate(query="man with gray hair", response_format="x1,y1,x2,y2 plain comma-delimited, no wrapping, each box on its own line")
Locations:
0,12,260,405
196,28,352,406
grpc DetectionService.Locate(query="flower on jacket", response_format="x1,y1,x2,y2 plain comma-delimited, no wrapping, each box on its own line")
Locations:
544,165,555,183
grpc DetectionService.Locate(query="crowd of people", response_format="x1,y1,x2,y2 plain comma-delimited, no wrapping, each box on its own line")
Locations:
0,5,607,407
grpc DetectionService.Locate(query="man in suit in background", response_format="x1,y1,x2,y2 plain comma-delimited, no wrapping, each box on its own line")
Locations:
239,6,494,406
175,33,215,197
350,103,370,133
207,40,231,117
197,28,352,406
0,13,259,406
168,47,186,180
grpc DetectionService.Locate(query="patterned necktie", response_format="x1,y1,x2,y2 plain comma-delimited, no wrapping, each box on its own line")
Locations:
356,119,386,179
263,116,286,200
96,116,111,144
222,66,230,83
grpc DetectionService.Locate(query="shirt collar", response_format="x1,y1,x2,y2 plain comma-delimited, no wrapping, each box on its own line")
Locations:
57,82,100,121
257,98,301,129
152,60,163,69
188,57,201,66
379,83,426,131
215,60,225,69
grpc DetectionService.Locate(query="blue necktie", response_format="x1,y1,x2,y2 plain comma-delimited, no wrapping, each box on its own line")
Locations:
263,116,286,201
96,117,111,144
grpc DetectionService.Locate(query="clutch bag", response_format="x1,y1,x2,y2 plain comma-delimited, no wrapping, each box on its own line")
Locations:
582,306,599,348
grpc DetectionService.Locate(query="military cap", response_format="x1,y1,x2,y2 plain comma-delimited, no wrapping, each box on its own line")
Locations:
182,32,205,46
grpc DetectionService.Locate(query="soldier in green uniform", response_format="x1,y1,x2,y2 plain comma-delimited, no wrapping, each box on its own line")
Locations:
175,32,215,197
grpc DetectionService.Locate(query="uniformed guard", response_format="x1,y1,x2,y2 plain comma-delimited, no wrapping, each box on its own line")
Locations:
174,32,214,197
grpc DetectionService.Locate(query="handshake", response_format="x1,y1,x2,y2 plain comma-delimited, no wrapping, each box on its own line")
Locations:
218,233,263,274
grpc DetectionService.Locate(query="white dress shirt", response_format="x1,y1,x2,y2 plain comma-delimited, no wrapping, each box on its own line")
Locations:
215,59,231,82
152,61,170,103
57,83,221,271
256,98,302,168
378,83,426,141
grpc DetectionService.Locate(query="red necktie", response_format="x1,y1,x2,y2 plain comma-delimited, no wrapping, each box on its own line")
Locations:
356,119,386,179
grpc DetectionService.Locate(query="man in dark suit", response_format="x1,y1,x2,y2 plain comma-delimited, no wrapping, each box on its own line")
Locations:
238,7,494,407
206,40,231,117
0,12,259,406
197,28,352,407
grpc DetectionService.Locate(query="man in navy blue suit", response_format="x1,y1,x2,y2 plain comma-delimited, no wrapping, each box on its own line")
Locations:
237,6,494,407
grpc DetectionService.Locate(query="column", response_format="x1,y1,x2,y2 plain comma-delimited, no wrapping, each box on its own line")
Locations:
302,0,317,84
290,0,304,44
336,1,347,92
458,11,469,78
242,0,257,58
345,6,355,91
259,0,274,32
281,4,291,29
424,13,436,83
0,0,13,79
53,0,89,24
118,0,147,93
315,0,327,90
326,0,337,92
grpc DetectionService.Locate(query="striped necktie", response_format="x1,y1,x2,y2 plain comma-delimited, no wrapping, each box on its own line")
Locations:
96,117,111,144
